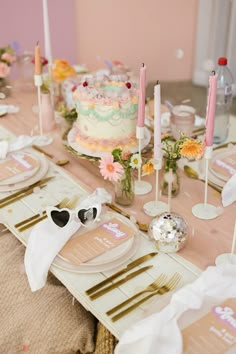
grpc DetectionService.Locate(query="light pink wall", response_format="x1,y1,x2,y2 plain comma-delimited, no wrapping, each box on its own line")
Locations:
0,0,77,66
75,0,198,82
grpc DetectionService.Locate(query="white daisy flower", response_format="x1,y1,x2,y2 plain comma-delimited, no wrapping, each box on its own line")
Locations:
130,153,142,169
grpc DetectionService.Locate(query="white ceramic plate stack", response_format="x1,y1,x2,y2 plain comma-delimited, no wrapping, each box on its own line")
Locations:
53,212,141,273
208,146,236,188
0,149,49,192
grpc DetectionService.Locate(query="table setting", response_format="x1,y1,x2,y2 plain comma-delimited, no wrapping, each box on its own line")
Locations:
0,18,236,354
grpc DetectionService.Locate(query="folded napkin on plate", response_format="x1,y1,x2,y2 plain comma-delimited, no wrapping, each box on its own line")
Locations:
222,173,236,207
24,218,81,292
115,264,236,354
0,134,53,159
24,188,112,292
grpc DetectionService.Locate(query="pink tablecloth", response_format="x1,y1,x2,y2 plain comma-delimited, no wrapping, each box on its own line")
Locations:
1,85,235,271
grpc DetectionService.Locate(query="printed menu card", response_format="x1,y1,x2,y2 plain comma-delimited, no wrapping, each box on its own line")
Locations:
0,153,39,183
59,217,137,265
182,299,236,353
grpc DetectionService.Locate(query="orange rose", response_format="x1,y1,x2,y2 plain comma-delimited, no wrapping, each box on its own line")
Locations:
52,59,76,82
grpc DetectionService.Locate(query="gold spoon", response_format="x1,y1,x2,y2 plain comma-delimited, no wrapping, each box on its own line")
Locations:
56,159,69,166
183,165,222,193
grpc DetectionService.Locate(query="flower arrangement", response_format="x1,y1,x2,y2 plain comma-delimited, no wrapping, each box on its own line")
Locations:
57,103,77,126
99,148,141,205
0,45,16,81
51,59,76,83
161,133,204,161
142,133,204,175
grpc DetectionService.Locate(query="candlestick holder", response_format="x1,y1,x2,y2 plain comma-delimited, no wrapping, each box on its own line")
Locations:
34,74,43,136
192,146,219,220
134,126,152,195
215,221,236,265
143,158,168,216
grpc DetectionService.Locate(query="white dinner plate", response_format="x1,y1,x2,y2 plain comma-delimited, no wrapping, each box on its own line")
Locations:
0,149,49,192
67,126,151,158
0,151,41,186
53,212,141,273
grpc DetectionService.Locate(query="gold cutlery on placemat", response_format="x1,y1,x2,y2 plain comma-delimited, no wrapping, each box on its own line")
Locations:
85,252,158,296
105,203,149,232
110,273,181,322
213,141,236,150
0,176,54,208
106,273,167,316
32,145,54,159
89,265,153,300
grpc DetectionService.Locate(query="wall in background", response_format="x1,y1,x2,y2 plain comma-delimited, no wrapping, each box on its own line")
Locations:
0,0,77,69
0,0,198,83
75,0,198,82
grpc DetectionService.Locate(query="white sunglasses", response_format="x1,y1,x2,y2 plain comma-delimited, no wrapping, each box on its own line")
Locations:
46,204,102,228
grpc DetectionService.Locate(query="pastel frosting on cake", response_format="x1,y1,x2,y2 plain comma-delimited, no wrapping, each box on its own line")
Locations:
71,74,139,153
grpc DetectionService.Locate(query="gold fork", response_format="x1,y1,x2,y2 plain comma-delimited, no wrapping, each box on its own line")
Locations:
16,196,79,232
106,273,168,316
110,273,181,322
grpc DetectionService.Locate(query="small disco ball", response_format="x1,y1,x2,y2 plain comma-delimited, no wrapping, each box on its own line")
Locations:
148,212,188,253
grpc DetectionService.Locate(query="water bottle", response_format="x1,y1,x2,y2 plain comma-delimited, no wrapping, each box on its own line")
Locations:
213,57,233,144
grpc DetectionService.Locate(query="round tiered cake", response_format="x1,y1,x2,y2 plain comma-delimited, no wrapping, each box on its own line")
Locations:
67,74,140,156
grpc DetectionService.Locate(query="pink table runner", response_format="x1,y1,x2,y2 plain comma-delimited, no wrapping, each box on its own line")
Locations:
1,85,235,271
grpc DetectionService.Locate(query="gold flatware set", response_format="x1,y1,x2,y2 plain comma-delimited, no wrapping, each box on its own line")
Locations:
85,252,181,321
0,176,54,209
110,272,181,321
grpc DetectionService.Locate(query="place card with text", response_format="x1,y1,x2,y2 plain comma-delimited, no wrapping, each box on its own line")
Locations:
0,153,39,183
182,298,236,354
59,217,137,265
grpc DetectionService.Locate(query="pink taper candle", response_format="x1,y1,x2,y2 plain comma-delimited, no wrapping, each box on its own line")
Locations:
154,81,162,159
205,72,217,146
137,63,146,128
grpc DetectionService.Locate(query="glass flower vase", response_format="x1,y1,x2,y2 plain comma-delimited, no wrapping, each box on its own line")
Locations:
114,168,134,206
161,158,180,197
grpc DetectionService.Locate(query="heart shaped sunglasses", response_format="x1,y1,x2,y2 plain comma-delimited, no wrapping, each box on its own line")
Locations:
46,204,102,228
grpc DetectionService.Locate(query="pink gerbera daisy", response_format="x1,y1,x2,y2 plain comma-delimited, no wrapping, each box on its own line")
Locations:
99,154,124,182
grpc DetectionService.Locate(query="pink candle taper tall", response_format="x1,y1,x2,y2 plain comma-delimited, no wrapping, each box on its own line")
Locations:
137,63,146,128
154,81,162,160
205,72,217,146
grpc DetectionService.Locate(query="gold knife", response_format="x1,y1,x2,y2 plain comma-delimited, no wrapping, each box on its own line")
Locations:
0,184,47,208
89,265,153,300
85,252,158,295
32,145,54,158
0,176,54,207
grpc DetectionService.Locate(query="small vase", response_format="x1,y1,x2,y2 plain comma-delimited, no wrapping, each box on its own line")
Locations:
41,93,55,133
161,158,180,197
114,169,134,206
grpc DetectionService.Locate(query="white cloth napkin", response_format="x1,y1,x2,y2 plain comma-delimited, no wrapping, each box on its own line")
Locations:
0,134,53,159
221,173,236,207
115,264,236,354
24,218,81,292
24,188,112,292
